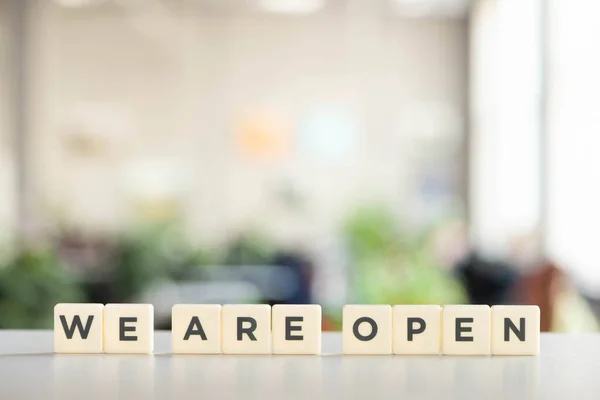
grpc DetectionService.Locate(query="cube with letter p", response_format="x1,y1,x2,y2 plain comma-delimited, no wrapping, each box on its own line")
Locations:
393,305,441,355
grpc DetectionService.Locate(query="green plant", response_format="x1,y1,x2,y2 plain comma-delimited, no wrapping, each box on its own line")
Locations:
344,205,466,305
109,222,213,301
222,231,276,266
0,248,84,329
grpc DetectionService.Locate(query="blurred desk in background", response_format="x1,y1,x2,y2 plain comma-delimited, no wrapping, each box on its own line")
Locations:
0,331,598,399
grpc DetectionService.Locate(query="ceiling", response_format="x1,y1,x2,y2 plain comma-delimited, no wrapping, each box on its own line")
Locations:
52,0,474,19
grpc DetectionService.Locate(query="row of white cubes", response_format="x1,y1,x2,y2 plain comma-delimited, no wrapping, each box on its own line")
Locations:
54,303,540,355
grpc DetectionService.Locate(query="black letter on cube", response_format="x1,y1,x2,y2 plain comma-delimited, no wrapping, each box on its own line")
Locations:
455,318,473,342
285,316,303,341
353,317,378,341
237,317,257,341
407,317,426,341
120,317,138,341
504,317,526,341
60,315,94,340
184,316,208,341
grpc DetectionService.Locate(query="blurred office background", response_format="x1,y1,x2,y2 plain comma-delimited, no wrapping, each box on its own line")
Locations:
0,0,598,331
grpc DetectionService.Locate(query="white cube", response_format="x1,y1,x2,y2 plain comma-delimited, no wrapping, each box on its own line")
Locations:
491,305,540,355
54,303,104,354
221,304,271,354
172,304,222,354
442,305,491,355
272,304,322,355
393,305,442,355
104,304,154,354
343,305,392,355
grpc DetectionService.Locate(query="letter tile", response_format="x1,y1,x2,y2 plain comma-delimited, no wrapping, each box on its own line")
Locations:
222,304,271,354
54,303,104,353
442,305,491,355
272,304,322,355
343,305,392,355
172,304,222,354
393,305,442,355
491,305,540,355
104,304,154,354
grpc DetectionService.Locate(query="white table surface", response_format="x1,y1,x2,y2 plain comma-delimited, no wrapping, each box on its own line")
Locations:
0,331,598,399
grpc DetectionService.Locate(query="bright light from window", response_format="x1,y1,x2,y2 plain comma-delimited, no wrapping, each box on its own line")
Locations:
258,0,325,14
546,0,600,294
53,0,106,8
470,0,542,258
391,0,471,18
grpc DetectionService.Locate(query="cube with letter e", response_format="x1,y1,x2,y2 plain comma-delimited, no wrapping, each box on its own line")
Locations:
272,304,322,355
442,305,491,355
103,304,154,354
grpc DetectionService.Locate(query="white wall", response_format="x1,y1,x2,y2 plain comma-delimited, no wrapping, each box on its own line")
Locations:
0,0,15,238
25,0,467,247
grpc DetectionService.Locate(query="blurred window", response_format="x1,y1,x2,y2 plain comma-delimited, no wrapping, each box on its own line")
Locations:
546,0,600,294
469,0,543,259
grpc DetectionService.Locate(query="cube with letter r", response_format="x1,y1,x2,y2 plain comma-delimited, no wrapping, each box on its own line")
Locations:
221,304,271,354
54,303,104,354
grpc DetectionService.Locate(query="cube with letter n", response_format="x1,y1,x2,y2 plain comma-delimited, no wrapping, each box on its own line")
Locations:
491,305,540,355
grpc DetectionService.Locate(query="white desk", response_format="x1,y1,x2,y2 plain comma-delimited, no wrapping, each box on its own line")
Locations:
0,331,598,399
